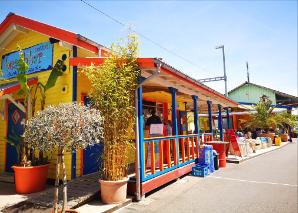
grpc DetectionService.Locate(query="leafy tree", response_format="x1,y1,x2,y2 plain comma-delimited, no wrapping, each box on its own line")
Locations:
84,34,140,181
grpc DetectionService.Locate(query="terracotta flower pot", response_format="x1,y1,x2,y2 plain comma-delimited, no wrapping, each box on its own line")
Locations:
99,178,128,204
12,164,49,194
280,134,288,142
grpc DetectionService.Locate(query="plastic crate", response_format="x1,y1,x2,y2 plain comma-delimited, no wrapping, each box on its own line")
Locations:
196,145,214,173
192,165,209,177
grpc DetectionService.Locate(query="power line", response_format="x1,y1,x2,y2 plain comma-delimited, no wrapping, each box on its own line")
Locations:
80,0,209,71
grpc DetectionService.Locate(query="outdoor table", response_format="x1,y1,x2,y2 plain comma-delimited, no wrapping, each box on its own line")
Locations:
205,141,229,168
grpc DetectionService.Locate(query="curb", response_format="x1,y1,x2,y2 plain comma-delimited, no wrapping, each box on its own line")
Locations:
103,198,132,213
227,142,291,164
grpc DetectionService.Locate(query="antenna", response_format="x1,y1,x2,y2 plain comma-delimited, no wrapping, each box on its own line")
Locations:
246,61,250,83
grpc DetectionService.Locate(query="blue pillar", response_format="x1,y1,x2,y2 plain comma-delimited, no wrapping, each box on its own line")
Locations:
192,96,199,134
225,107,231,129
169,87,178,135
71,45,77,179
169,87,179,163
137,86,145,181
207,100,213,135
192,95,200,146
218,104,223,141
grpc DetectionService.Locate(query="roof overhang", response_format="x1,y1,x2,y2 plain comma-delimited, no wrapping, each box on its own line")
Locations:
69,57,238,109
0,13,103,54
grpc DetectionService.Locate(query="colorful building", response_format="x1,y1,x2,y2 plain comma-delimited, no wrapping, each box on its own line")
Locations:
0,13,239,197
0,13,108,180
228,81,298,130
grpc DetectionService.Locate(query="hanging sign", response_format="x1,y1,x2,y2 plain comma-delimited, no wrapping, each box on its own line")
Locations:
149,124,164,136
1,42,53,79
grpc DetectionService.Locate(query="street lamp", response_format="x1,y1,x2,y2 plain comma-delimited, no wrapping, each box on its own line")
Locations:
216,45,227,97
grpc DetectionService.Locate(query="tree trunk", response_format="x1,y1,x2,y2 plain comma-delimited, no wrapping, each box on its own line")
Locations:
53,148,61,213
61,149,67,213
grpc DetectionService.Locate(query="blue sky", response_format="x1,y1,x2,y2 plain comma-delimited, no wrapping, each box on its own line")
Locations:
1,0,297,96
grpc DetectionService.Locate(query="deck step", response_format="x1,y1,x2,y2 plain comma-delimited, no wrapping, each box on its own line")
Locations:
3,173,100,212
0,172,15,183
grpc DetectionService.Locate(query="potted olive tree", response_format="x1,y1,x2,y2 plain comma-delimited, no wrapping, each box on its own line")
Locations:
6,49,68,194
6,50,50,194
84,34,140,204
24,103,104,213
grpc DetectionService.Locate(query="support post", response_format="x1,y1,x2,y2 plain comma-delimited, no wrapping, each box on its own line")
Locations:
225,107,231,129
207,100,213,137
192,96,199,134
71,45,77,179
169,87,179,163
169,87,178,135
232,114,237,130
137,86,145,182
218,104,223,141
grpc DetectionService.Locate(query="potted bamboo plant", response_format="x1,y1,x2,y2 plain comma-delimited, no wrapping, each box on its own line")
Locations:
84,34,140,204
24,103,104,213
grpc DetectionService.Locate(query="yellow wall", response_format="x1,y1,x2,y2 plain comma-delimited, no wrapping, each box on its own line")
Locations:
0,100,7,172
0,30,75,179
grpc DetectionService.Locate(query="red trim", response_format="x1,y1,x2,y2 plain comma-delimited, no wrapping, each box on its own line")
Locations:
70,57,104,67
0,14,98,53
69,57,154,69
141,162,195,195
0,78,38,97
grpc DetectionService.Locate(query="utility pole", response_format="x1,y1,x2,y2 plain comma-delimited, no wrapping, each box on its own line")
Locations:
246,61,250,83
216,45,227,97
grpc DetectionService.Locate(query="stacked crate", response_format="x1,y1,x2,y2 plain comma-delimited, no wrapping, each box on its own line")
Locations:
192,145,214,177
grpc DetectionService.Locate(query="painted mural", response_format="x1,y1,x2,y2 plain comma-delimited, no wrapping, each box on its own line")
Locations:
1,42,53,79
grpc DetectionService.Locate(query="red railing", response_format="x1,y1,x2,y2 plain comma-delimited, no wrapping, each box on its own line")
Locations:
142,134,200,181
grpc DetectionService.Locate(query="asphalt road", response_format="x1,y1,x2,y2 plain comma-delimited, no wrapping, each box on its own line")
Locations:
119,141,298,213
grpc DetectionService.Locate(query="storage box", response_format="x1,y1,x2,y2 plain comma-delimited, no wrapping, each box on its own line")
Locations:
192,165,209,177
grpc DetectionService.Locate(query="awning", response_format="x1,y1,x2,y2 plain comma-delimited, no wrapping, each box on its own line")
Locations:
0,77,38,97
